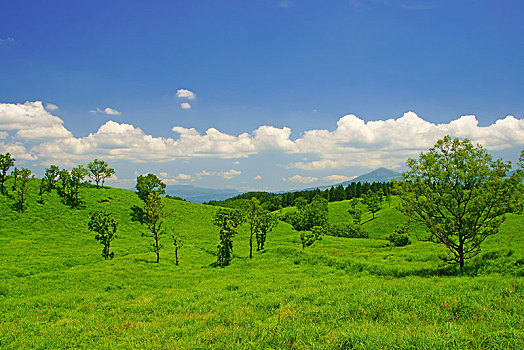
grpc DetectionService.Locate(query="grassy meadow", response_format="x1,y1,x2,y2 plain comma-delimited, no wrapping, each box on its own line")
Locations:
1,179,523,349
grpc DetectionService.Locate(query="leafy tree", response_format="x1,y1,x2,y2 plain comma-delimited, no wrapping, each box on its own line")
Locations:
284,195,329,232
246,198,264,258
88,211,118,260
212,208,245,267
70,165,88,206
15,168,31,213
386,220,412,247
0,152,15,195
362,190,381,219
257,211,277,251
347,198,362,224
87,159,115,188
171,234,184,265
300,225,323,249
396,136,524,269
44,165,60,190
142,192,171,263
136,174,166,202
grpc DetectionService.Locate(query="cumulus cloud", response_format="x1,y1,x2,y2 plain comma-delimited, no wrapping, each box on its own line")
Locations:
159,172,193,183
180,102,191,109
254,175,262,180
286,175,318,184
196,169,242,180
45,103,59,111
323,175,355,183
2,102,522,171
0,101,72,140
0,141,37,160
176,89,196,100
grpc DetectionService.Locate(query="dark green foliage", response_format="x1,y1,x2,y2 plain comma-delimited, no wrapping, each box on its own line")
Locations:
362,190,381,219
44,165,60,190
135,173,166,202
329,222,368,238
56,166,88,207
246,198,264,258
88,211,118,259
142,192,171,263
14,168,31,212
213,208,245,267
257,211,277,251
347,198,362,224
87,159,115,188
300,225,323,249
283,195,329,232
397,136,524,269
0,152,15,195
386,221,412,247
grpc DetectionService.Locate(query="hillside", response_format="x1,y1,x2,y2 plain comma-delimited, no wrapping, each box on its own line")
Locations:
1,180,523,349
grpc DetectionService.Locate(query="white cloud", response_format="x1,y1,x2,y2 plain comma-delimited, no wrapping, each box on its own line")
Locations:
0,101,72,140
177,173,192,180
0,141,37,160
323,175,355,183
159,171,193,183
45,103,59,111
96,107,121,115
254,175,262,180
195,169,241,180
180,102,191,109
0,131,7,139
286,175,318,184
176,89,196,100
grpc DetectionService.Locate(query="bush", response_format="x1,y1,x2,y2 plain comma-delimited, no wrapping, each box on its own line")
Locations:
328,223,368,238
386,232,411,247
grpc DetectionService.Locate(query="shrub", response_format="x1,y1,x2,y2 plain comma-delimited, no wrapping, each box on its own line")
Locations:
328,223,368,238
386,232,411,247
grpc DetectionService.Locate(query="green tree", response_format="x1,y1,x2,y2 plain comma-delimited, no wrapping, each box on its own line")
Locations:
257,211,277,251
15,168,31,213
347,198,362,224
44,165,60,190
172,234,184,265
246,198,264,258
142,192,171,263
0,152,15,195
212,208,245,267
88,211,118,260
362,190,381,220
87,159,115,188
70,165,88,206
396,136,524,270
136,174,166,202
300,225,323,249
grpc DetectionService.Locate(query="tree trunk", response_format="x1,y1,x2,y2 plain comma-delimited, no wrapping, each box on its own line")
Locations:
249,231,253,259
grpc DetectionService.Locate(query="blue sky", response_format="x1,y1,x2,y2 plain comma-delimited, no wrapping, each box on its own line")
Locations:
1,0,523,191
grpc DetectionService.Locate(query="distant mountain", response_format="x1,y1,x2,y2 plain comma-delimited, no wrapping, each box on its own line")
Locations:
338,167,402,186
302,167,402,191
165,185,240,203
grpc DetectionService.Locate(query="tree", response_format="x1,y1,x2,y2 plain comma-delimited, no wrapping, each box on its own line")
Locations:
87,159,115,188
142,192,171,263
171,234,184,265
44,165,60,190
246,198,264,258
88,211,118,260
70,165,88,206
15,168,31,213
347,198,362,224
212,208,245,267
300,225,323,249
0,153,15,195
257,211,277,251
396,136,524,270
11,167,19,191
362,190,381,219
136,174,166,202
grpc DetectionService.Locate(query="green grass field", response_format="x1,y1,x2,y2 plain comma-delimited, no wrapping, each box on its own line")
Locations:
1,180,523,349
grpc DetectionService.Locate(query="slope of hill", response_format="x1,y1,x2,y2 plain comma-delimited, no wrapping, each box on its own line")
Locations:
303,167,402,191
1,179,523,349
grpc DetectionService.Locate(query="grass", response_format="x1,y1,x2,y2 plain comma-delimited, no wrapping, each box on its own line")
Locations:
1,179,523,349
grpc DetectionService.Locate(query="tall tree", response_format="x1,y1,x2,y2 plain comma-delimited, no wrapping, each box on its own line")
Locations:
362,190,381,220
44,165,60,190
136,174,166,202
142,192,171,263
88,211,118,260
212,208,245,267
257,211,277,251
171,234,184,265
15,168,31,213
70,166,88,206
396,136,524,270
246,198,264,259
87,159,115,188
0,152,15,195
